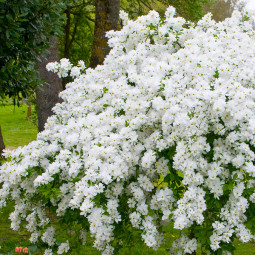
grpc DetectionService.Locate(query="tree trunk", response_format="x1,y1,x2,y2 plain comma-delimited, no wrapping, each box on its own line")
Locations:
205,0,234,22
0,125,5,159
26,104,32,119
90,0,120,68
36,36,63,132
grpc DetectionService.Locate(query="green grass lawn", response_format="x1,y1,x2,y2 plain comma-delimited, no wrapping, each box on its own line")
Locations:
0,104,37,148
0,104,255,254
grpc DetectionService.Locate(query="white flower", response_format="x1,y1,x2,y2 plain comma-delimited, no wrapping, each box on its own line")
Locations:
250,192,255,203
184,238,198,254
119,10,129,26
174,215,189,229
70,66,81,78
233,183,245,198
78,60,86,70
57,241,70,254
44,249,53,255
41,226,55,246
141,150,156,168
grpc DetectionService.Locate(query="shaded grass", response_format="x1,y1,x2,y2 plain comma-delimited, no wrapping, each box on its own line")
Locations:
0,203,39,255
0,104,37,148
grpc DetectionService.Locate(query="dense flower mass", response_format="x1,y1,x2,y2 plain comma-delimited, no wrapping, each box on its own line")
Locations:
1,7,255,255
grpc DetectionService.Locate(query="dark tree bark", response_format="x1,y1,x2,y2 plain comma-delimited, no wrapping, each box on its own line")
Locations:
205,0,234,22
0,125,5,159
36,36,63,132
26,104,32,119
90,0,120,68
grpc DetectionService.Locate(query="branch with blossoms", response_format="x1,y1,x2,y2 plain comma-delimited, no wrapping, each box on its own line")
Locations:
46,58,86,79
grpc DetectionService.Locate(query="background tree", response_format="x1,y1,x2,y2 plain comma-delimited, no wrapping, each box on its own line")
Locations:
36,37,63,132
61,0,94,63
0,0,67,145
205,0,234,21
205,0,246,21
0,0,66,102
58,0,95,89
90,0,120,68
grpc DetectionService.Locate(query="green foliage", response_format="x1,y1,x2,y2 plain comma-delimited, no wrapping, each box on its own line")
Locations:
58,0,95,66
0,0,66,102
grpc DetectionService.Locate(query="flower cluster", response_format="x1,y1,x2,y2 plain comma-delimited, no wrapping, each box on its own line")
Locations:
1,6,255,255
46,58,86,78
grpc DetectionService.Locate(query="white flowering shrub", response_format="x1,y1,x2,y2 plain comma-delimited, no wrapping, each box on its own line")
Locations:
1,7,255,255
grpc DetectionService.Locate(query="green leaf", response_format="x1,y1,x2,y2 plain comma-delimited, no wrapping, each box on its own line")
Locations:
168,149,175,159
164,174,171,183
232,173,238,180
223,184,229,191
215,199,221,209
213,69,220,79
216,249,223,255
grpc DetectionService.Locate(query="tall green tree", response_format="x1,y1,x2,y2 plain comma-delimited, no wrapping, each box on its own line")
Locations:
0,0,66,101
59,0,94,65
0,0,67,152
